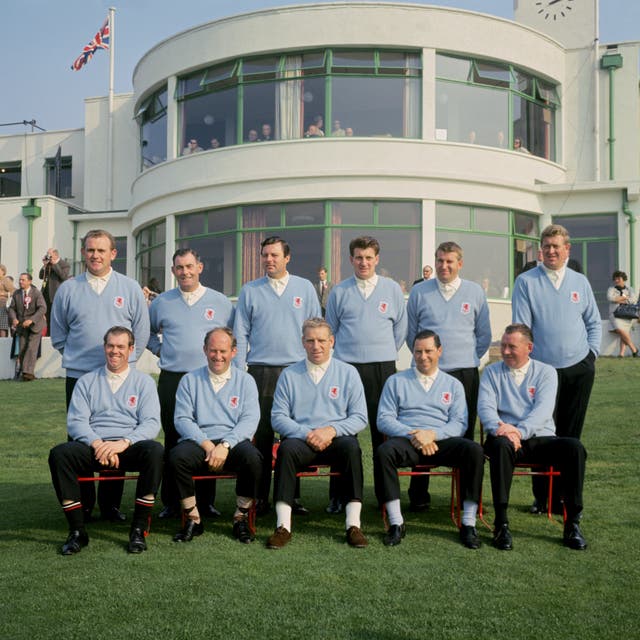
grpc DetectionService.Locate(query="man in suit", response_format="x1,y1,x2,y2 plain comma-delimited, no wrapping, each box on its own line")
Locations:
477,323,587,551
316,266,333,317
412,264,433,286
39,248,70,335
8,272,47,381
521,248,582,275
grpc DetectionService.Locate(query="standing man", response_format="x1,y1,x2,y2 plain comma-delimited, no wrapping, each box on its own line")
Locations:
147,248,235,519
375,330,484,548
267,318,368,549
170,327,262,544
48,326,163,555
8,272,47,381
406,241,491,510
512,224,600,512
478,324,587,550
234,236,321,515
412,264,433,287
325,236,407,509
39,248,70,334
51,229,150,522
316,266,334,317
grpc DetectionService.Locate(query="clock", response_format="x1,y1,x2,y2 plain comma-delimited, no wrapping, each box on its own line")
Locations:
535,0,574,21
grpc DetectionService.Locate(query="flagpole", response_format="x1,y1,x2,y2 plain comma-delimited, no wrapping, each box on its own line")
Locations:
106,6,116,210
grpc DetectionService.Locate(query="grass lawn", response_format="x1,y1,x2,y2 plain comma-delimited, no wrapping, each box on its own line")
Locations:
0,358,638,639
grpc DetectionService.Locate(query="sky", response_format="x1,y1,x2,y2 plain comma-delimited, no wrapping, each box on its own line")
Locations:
1,0,638,135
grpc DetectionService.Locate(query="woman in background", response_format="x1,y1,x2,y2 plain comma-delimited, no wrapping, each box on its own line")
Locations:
607,269,638,357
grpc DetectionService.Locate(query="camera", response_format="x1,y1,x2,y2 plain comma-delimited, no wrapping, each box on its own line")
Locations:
44,253,52,262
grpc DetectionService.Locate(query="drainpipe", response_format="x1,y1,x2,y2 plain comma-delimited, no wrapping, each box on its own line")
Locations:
622,190,636,288
21,198,42,274
600,49,623,180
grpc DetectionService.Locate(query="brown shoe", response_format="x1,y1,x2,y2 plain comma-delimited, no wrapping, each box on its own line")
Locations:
266,526,292,549
346,526,368,548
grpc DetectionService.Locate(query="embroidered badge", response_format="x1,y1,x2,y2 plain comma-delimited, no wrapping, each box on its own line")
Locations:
229,396,239,409
571,291,580,303
329,386,339,399
461,302,471,315
527,386,536,400
441,391,451,405
127,395,137,407
378,301,389,313
205,308,215,321
114,296,124,308
293,296,302,309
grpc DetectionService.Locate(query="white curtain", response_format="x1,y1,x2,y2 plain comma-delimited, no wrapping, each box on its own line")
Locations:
403,54,421,138
276,56,303,140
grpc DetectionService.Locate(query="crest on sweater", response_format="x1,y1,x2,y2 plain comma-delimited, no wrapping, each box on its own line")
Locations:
204,308,215,321
114,296,124,308
329,386,339,399
527,386,536,400
441,391,451,405
229,396,239,409
570,291,580,303
293,296,302,309
127,395,138,407
460,302,471,315
378,301,389,314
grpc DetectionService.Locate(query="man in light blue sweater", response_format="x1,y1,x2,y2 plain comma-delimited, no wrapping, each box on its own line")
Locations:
325,236,407,511
375,330,484,549
405,241,491,511
233,236,321,515
478,323,587,551
51,229,150,522
147,248,234,519
267,319,369,549
48,327,163,556
512,224,600,513
170,327,262,544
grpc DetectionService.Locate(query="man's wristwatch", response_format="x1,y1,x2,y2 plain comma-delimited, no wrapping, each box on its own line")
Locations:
220,441,230,449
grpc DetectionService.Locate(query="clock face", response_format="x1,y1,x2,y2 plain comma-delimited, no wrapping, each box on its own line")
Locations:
535,0,574,20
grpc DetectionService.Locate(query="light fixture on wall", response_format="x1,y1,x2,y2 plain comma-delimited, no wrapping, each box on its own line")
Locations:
203,114,215,125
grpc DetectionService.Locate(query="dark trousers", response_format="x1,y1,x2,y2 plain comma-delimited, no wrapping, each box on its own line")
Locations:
375,436,484,505
48,439,163,506
17,329,42,377
408,367,479,504
273,436,364,506
66,376,125,515
170,440,263,501
485,435,586,525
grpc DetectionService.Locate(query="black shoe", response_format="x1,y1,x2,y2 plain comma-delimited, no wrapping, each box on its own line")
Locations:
529,499,547,515
173,520,204,542
158,505,179,519
101,506,127,523
409,493,431,512
383,524,406,547
292,500,309,516
127,527,147,554
61,530,89,555
325,498,343,514
563,522,587,550
232,517,254,544
492,523,513,551
459,524,481,549
202,503,222,518
256,499,271,517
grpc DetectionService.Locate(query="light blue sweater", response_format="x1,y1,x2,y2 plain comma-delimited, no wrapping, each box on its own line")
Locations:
51,272,150,378
325,275,407,363
406,279,491,370
174,366,260,448
477,359,557,439
271,358,367,440
147,287,234,372
512,266,601,368
67,368,160,445
377,368,467,440
233,275,321,369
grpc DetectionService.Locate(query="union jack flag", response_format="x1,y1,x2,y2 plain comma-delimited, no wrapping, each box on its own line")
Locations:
71,17,110,71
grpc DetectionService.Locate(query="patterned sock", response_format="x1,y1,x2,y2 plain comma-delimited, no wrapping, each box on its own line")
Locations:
62,501,85,531
132,497,155,533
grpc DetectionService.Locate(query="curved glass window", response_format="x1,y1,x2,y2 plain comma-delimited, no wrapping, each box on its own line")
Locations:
136,220,166,292
436,54,558,160
137,87,167,170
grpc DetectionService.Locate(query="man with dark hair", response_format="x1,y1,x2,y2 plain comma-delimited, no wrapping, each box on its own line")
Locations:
478,323,587,551
316,266,333,317
51,229,150,522
39,248,70,334
325,235,407,510
170,327,262,544
148,248,235,519
234,236,321,515
48,326,163,555
375,330,484,549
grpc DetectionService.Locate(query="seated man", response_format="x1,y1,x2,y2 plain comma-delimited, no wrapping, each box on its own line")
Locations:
268,318,368,549
478,323,587,551
375,330,484,549
48,326,163,555
170,327,262,544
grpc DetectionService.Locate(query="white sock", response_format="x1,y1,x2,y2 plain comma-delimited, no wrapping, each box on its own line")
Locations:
344,501,362,529
385,499,403,526
462,500,478,527
275,501,292,532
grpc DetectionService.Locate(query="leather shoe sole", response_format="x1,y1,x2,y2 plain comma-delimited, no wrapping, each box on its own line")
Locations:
62,530,89,555
383,524,406,546
173,520,204,542
128,527,147,554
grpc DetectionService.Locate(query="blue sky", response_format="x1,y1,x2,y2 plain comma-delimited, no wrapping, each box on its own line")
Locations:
1,0,637,135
